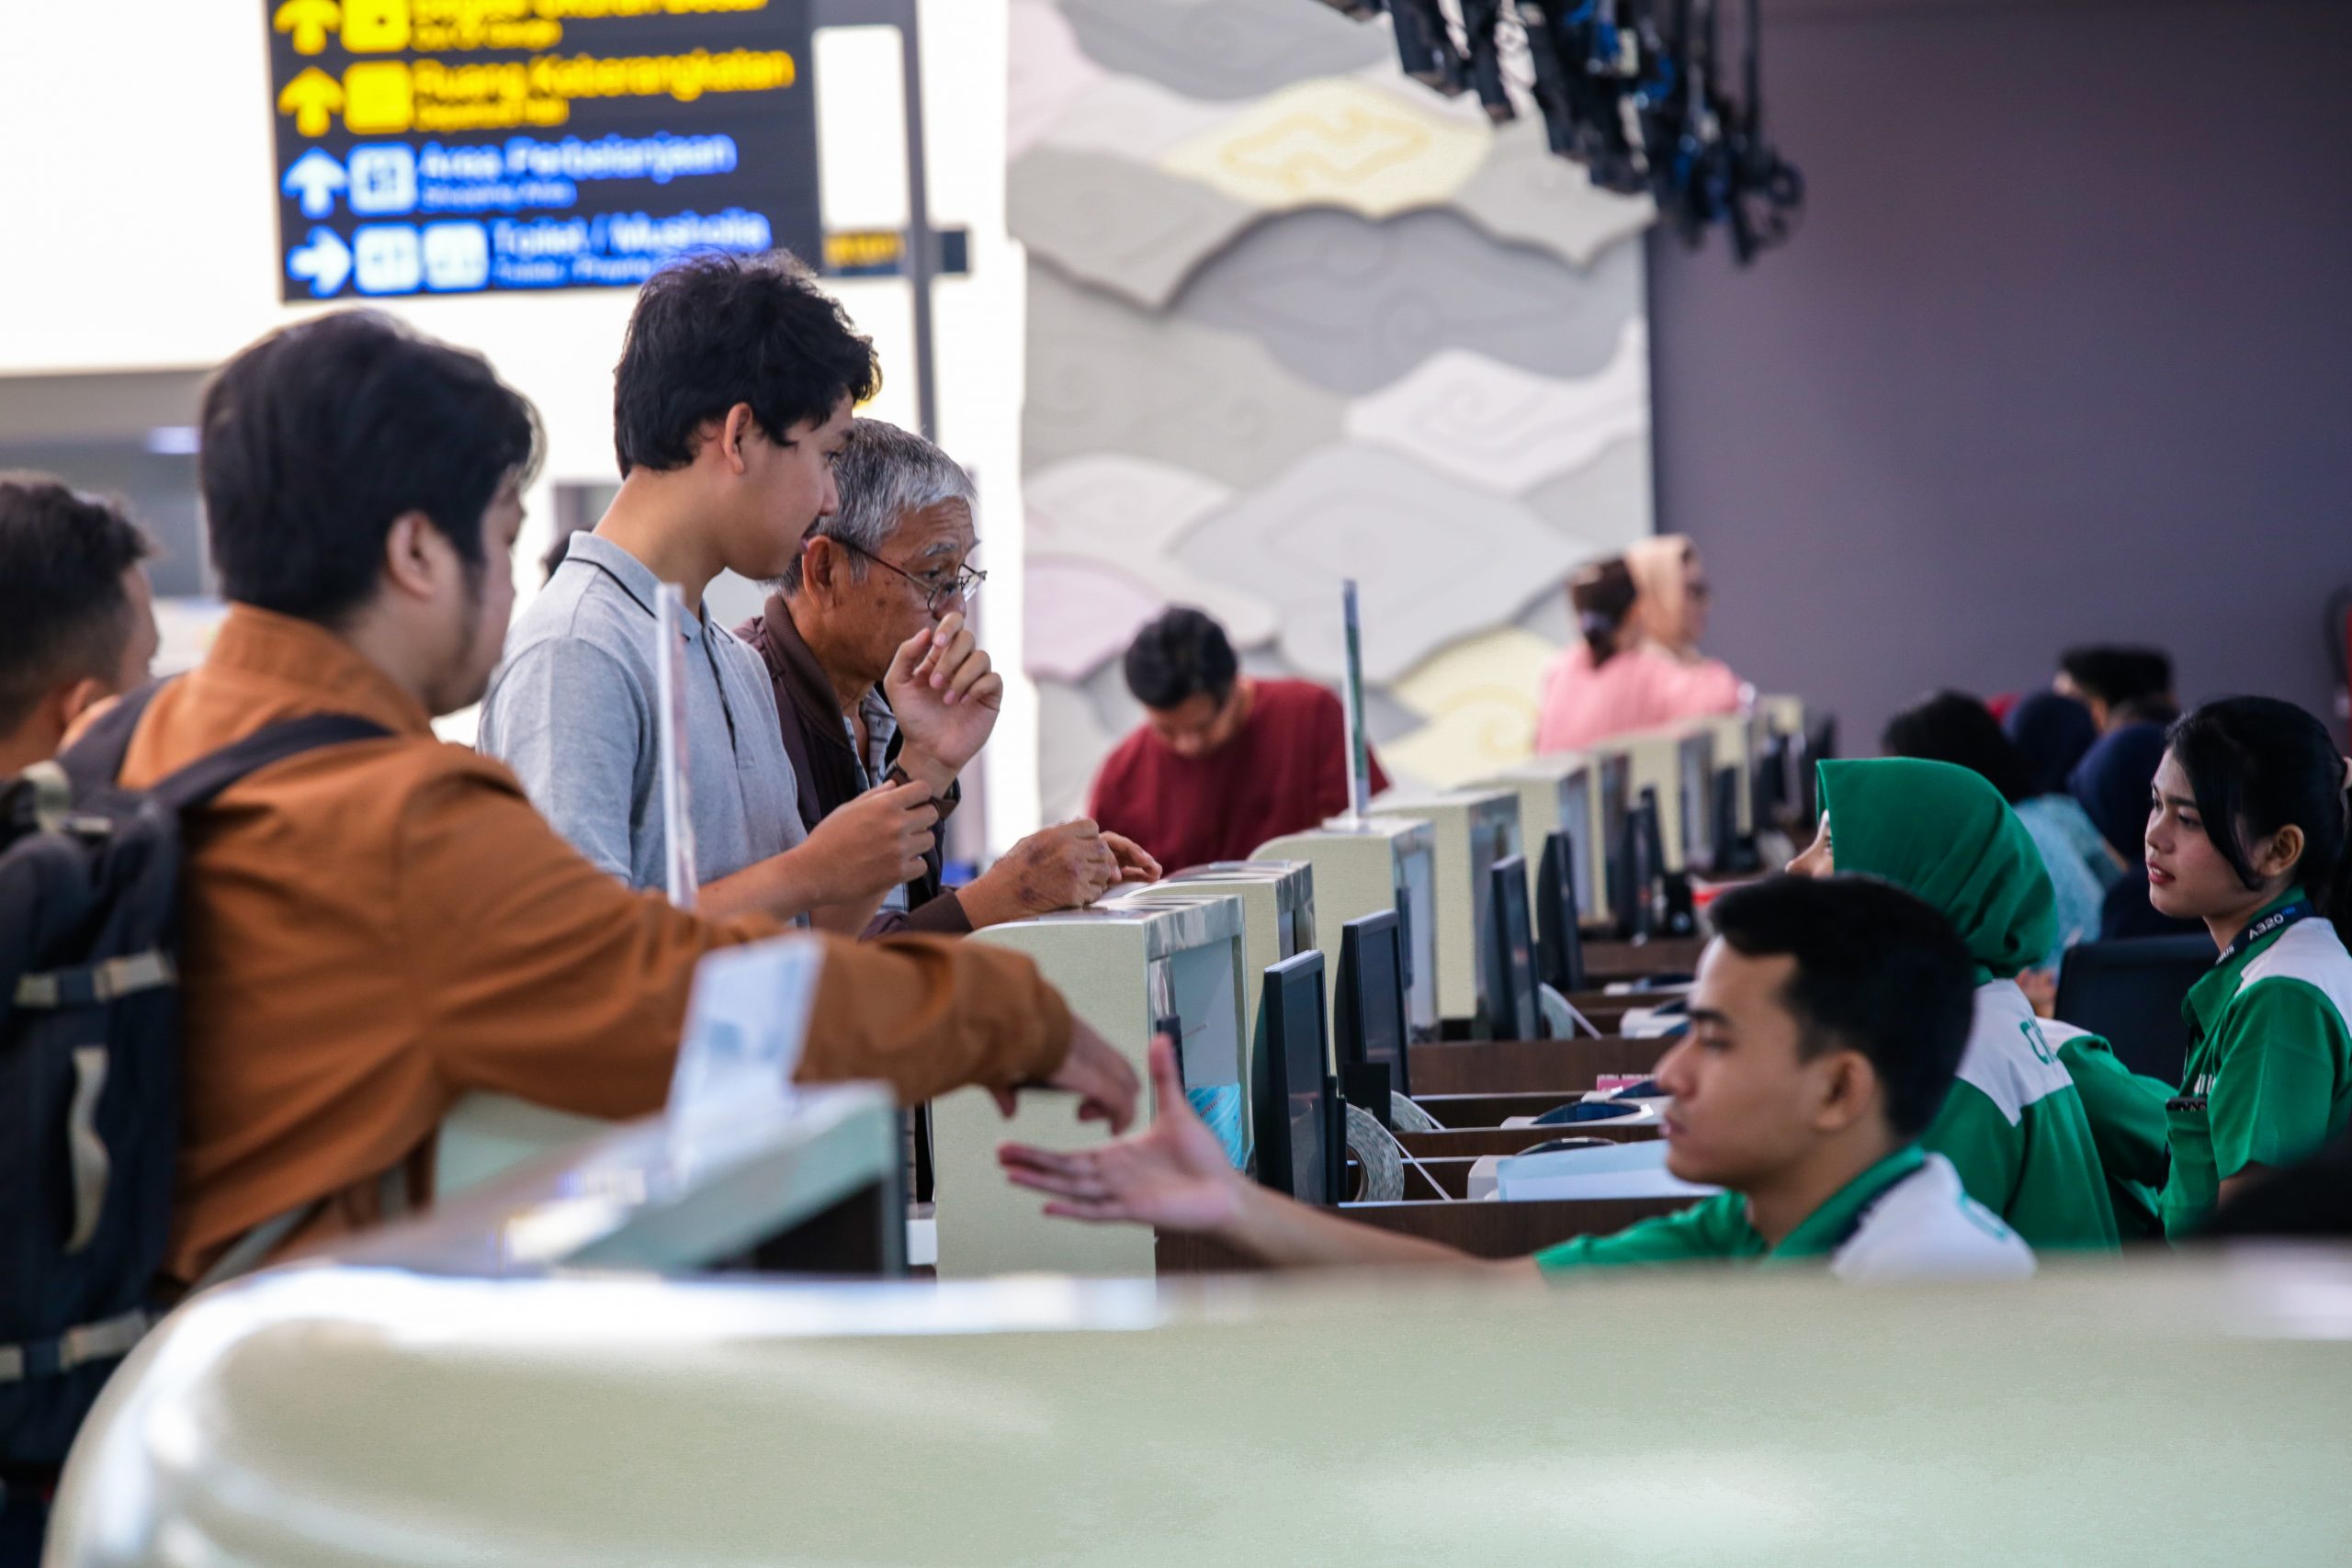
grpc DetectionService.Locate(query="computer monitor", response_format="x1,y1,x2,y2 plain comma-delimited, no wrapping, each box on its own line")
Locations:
1753,731,1792,831
1616,788,1660,939
1255,952,1338,1205
1598,751,1632,930
1485,855,1541,1043
1676,730,1716,874
1336,909,1411,1100
1535,830,1587,994
1711,764,1748,874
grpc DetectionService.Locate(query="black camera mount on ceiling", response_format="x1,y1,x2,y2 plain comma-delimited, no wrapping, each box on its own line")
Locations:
1320,0,1804,264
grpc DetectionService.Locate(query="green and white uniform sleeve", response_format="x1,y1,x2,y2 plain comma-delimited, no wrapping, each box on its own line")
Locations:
1922,1080,2020,1222
1533,1192,1759,1274
2205,981,2352,1176
1926,982,2119,1249
2049,1025,2171,1240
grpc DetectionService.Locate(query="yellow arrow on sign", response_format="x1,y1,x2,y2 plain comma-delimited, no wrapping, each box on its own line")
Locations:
273,0,342,56
277,68,345,137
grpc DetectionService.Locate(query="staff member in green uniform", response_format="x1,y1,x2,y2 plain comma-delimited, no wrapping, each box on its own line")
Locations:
2145,696,2352,1236
997,875,2032,1281
1790,759,2121,1249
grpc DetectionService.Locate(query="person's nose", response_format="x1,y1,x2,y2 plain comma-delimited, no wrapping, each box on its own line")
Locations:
1654,1036,1697,1100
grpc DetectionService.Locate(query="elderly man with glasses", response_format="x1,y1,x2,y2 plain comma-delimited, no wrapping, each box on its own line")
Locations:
740,420,1159,938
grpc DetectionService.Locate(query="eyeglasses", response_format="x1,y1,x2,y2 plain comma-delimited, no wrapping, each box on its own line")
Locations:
830,538,987,615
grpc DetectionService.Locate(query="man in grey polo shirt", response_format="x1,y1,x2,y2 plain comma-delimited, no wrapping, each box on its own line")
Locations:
481,252,934,927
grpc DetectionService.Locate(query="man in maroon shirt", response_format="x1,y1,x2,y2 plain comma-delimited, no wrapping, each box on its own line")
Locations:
1088,607,1389,874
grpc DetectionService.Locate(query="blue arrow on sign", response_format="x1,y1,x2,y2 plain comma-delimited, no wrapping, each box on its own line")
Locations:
288,227,353,297
282,148,348,219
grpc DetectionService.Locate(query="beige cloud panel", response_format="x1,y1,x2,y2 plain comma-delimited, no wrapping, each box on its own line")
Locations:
1157,78,1491,218
1342,321,1652,495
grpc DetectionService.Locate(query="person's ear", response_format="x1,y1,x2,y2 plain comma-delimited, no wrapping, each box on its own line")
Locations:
804,536,837,596
379,512,447,604
2253,823,2306,882
718,404,759,476
56,675,117,732
1810,1049,1874,1135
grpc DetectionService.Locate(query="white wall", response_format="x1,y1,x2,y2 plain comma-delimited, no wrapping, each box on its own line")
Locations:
0,0,1036,847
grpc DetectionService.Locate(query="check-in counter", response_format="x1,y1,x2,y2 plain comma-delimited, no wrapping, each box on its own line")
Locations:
49,1250,2352,1566
1109,859,1316,1072
1474,750,1603,928
1364,786,1523,1035
933,898,1249,1279
1255,816,1441,1043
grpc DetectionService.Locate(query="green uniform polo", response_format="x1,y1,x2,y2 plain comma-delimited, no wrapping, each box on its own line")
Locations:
1533,1145,2031,1279
1815,759,2120,1250
1922,981,2120,1249
2162,890,2352,1238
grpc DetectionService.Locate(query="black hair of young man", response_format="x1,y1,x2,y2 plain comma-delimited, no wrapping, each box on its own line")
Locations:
2059,645,2174,711
1707,874,1977,1138
1882,690,2037,806
200,311,540,626
1123,607,1239,712
0,474,151,733
612,250,882,478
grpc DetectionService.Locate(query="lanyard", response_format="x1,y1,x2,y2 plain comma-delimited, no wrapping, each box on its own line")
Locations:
572,557,740,755
2214,901,2312,969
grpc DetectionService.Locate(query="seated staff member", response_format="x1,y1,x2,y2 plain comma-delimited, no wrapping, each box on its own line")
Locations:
1881,691,2105,967
2073,722,2204,942
1089,607,1388,874
2056,645,2177,732
480,252,928,931
1533,556,1742,753
739,420,1159,937
109,310,1136,1289
1791,759,2119,1249
1001,875,2033,1280
0,474,159,775
2148,696,2352,1237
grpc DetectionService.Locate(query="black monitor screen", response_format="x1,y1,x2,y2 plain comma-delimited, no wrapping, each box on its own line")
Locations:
1537,830,1586,993
1337,909,1410,1099
1486,856,1540,1042
1600,755,1631,927
1559,770,1592,917
1678,735,1714,872
1256,952,1333,1204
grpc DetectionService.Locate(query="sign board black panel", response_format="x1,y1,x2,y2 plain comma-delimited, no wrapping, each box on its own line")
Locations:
265,0,821,300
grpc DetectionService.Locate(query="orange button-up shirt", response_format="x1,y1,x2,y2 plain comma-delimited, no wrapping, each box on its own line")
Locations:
119,607,1071,1285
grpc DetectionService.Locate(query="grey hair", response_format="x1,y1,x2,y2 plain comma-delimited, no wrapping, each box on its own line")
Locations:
778,417,975,593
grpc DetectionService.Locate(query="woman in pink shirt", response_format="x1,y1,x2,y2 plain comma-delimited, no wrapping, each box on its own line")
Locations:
1534,538,1744,753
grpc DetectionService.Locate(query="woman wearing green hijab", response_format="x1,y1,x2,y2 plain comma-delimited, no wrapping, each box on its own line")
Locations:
1791,759,2123,1249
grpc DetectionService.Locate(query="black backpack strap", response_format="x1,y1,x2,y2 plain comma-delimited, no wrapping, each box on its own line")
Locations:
55,680,174,796
146,716,394,814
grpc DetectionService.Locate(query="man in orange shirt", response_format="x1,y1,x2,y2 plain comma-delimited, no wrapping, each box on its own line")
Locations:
110,310,1135,1288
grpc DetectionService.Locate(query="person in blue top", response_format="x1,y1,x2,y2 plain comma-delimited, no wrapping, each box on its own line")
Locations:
2146,697,2352,1236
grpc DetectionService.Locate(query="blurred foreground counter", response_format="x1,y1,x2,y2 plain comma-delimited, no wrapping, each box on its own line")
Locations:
48,1243,2352,1567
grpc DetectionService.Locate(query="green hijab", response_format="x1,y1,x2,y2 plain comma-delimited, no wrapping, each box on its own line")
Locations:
1816,758,2057,980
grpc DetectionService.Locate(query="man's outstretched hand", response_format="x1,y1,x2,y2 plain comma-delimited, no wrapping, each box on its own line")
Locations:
996,1036,1244,1234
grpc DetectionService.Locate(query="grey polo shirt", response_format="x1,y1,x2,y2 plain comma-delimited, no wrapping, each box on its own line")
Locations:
478,533,806,898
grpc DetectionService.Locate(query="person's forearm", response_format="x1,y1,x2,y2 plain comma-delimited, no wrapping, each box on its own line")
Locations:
956,865,1032,929
894,742,959,797
697,852,830,923
797,935,1072,1103
1216,1180,1526,1273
